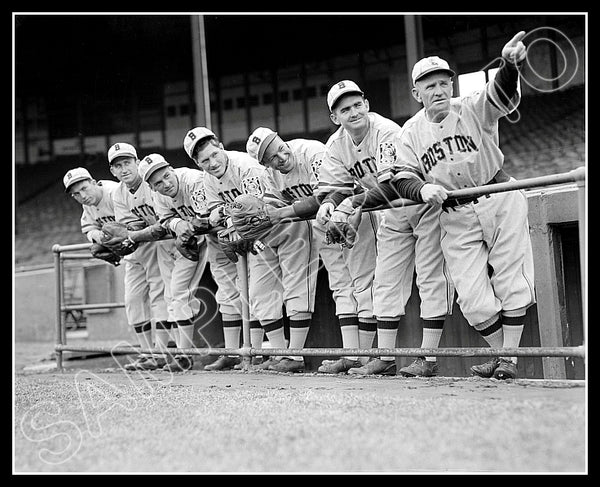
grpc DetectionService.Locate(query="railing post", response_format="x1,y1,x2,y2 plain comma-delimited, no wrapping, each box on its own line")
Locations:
52,244,64,372
236,254,252,370
576,170,586,352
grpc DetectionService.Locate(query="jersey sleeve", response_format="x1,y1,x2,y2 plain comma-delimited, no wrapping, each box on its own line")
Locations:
463,74,520,128
314,150,355,203
185,170,210,216
240,162,267,197
80,207,99,236
387,130,427,184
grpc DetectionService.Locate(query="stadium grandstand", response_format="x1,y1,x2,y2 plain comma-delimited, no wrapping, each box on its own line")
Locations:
14,14,586,268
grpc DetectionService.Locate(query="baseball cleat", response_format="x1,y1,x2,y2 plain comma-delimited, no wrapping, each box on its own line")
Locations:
162,354,193,372
347,358,396,376
318,358,361,374
203,355,240,371
253,357,282,370
268,357,304,373
470,358,501,378
233,356,264,370
123,355,153,371
399,357,439,377
493,358,518,380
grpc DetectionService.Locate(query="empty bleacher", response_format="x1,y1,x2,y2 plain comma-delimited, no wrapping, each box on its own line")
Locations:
14,85,585,268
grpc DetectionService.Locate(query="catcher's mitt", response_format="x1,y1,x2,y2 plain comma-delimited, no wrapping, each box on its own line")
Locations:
175,235,202,261
90,243,122,266
100,222,139,256
229,194,274,241
325,207,363,249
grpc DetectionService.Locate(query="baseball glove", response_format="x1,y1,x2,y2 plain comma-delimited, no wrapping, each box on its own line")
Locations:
100,222,139,256
325,207,363,249
229,194,274,241
175,235,202,261
90,243,122,266
217,226,258,263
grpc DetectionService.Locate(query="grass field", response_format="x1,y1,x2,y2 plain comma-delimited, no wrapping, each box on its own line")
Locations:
13,341,587,474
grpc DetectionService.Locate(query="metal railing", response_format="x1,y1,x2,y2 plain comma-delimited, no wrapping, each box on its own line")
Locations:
52,167,587,373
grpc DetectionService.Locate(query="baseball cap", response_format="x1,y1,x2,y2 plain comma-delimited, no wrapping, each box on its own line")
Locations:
183,127,216,159
327,80,364,111
246,127,278,163
63,167,93,192
139,153,171,182
108,142,137,164
411,56,456,85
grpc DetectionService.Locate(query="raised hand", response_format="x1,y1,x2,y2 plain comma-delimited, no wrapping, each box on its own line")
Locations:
502,31,527,65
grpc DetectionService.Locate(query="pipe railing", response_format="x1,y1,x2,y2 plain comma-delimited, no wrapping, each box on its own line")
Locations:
52,167,586,373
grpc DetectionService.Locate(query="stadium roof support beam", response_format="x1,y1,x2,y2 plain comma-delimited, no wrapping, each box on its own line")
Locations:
404,15,424,114
191,15,211,129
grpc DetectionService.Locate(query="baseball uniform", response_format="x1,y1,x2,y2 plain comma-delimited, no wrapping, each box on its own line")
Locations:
246,132,327,371
140,158,209,371
389,54,535,378
201,148,268,368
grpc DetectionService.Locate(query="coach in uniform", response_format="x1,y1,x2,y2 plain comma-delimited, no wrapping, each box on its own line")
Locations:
378,32,535,380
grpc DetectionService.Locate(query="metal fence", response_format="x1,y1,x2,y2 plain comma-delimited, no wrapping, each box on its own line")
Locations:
52,167,587,373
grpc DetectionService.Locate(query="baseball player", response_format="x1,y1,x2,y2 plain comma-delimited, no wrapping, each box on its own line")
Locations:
323,81,455,377
63,165,167,371
379,32,536,379
106,143,176,371
311,80,397,375
183,126,267,371
243,127,327,372
133,153,211,372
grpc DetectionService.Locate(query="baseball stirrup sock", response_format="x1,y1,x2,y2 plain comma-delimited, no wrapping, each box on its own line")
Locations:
421,319,445,362
133,321,153,356
223,319,242,352
478,318,504,349
501,315,525,363
262,319,287,351
249,320,265,351
176,319,195,350
359,321,377,349
288,319,311,361
377,320,399,361
155,320,171,352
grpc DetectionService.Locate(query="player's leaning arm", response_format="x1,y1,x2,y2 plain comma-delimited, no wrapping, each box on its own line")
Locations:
372,32,534,380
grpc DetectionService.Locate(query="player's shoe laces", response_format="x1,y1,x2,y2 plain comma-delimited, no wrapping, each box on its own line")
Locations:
317,358,361,374
162,354,193,372
347,358,396,376
470,358,500,378
492,358,518,380
268,357,304,373
203,355,240,371
399,357,438,377
233,356,264,370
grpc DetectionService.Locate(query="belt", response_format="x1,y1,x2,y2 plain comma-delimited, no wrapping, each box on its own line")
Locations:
442,171,508,211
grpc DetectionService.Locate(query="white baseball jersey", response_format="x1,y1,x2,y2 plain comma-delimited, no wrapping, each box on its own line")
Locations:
262,139,323,203
151,167,210,233
389,81,534,326
204,150,267,211
79,180,119,238
387,81,521,188
316,112,402,199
